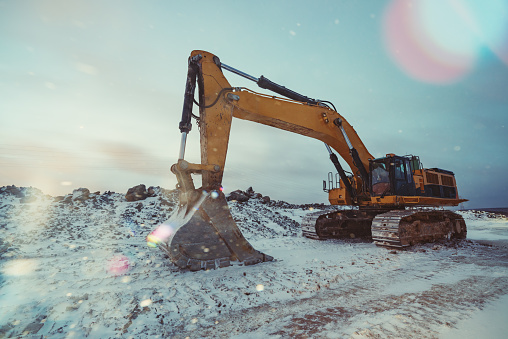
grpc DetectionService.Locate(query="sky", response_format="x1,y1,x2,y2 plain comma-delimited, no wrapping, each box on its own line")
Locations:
1,0,507,208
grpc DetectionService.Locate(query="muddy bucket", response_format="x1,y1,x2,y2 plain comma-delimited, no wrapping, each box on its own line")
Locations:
150,190,273,271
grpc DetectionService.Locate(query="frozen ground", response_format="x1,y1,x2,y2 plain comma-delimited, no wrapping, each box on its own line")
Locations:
0,186,507,338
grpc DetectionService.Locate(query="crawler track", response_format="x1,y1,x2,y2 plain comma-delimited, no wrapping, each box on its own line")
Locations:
301,209,380,240
301,211,326,239
372,210,467,247
302,209,467,248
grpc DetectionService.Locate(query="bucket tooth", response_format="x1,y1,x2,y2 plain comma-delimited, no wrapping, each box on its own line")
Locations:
156,189,272,270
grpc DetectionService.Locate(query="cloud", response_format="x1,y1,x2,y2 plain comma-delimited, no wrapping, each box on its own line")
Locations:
94,140,170,176
76,62,98,75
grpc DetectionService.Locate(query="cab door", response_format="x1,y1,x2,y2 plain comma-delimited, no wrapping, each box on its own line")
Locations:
393,158,417,196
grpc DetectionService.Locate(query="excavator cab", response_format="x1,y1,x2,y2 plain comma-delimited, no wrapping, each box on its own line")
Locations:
370,155,417,197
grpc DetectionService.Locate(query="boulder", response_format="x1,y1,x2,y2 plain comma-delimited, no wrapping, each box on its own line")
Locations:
227,190,250,202
126,184,148,202
147,186,158,197
261,196,271,204
246,187,255,197
72,188,90,202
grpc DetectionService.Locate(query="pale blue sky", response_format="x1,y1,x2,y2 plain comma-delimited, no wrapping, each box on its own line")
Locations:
1,0,507,208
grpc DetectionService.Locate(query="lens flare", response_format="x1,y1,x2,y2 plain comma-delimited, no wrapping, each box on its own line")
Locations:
146,235,158,248
2,259,38,276
107,255,130,276
140,299,152,307
146,223,174,247
383,0,508,83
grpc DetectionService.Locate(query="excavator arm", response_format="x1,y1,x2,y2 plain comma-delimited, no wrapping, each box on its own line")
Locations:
177,50,372,196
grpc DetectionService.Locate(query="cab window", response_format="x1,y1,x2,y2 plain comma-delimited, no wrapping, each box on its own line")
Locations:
405,161,413,183
395,160,405,180
371,163,389,184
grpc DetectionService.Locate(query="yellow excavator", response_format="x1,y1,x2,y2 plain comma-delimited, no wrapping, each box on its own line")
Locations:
153,50,467,271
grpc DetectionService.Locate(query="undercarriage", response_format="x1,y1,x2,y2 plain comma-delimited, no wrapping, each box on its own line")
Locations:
301,208,466,248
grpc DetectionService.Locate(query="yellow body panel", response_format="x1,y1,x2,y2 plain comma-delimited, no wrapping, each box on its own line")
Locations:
329,187,465,207
328,186,352,205
368,195,466,207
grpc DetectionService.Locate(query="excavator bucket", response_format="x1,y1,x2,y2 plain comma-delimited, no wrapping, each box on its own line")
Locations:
151,190,273,271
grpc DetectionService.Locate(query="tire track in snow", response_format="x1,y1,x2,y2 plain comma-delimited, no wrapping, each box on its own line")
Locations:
187,245,508,338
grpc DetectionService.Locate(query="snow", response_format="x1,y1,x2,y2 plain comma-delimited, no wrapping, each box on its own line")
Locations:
441,294,508,339
0,186,507,338
461,211,508,241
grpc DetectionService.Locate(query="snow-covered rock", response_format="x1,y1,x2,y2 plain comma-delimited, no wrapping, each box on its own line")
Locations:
71,188,90,202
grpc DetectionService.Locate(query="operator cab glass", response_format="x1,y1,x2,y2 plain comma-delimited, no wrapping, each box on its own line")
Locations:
371,162,390,196
370,155,417,197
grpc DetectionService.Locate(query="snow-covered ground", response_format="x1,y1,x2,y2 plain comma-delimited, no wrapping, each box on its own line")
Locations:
1,186,507,338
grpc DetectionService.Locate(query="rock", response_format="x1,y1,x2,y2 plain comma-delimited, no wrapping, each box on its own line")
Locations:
261,196,271,204
72,188,90,202
88,191,100,199
22,320,45,335
227,190,250,202
126,184,148,202
246,187,255,196
147,186,158,197
62,195,73,204
0,185,24,198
